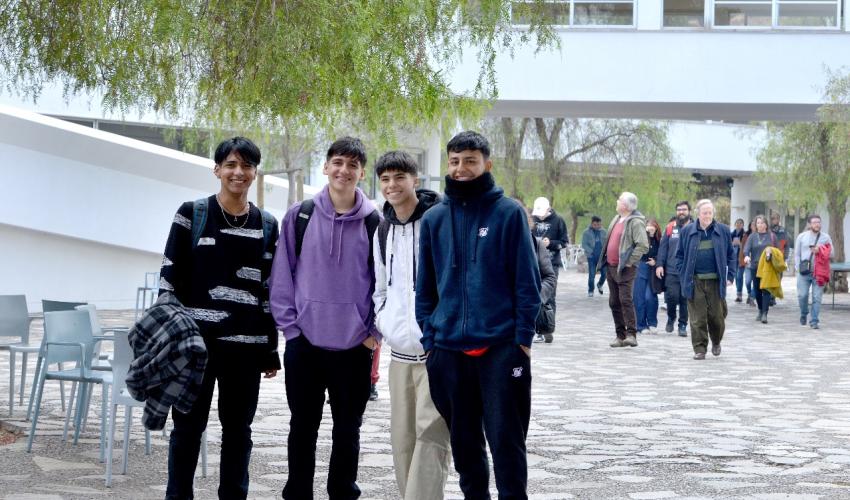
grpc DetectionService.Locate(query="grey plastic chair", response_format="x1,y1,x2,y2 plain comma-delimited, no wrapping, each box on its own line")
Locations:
0,295,38,416
26,310,112,454
24,300,87,420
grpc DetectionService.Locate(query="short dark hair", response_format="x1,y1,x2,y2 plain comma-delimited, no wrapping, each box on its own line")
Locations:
446,130,490,159
375,150,418,177
327,136,367,166
675,200,691,210
807,214,822,223
214,137,261,167
591,215,602,223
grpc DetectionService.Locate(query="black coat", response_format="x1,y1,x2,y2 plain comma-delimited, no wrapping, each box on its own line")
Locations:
533,210,569,267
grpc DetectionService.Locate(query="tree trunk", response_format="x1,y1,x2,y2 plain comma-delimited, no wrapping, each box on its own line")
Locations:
827,193,847,292
287,169,298,208
500,117,529,199
256,174,265,209
534,118,564,203
570,211,579,246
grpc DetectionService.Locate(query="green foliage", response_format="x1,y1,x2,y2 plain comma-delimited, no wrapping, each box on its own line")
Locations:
0,0,556,137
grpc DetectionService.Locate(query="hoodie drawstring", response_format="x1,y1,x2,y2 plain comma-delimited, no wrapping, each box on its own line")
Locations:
388,225,396,287
411,224,417,290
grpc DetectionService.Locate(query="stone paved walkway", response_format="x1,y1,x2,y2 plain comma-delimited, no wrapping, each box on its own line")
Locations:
1,270,849,499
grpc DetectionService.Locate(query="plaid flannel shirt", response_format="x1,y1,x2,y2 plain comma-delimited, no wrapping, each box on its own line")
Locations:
126,293,208,430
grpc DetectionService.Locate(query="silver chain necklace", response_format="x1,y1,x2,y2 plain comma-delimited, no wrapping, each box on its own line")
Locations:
216,194,250,229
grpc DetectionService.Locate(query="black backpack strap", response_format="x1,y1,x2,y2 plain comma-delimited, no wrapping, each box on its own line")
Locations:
365,210,380,267
295,199,315,258
377,219,391,266
191,198,209,249
259,208,277,252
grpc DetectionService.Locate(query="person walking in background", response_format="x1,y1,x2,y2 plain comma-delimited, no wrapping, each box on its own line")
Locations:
371,150,450,499
731,218,746,302
741,220,756,306
743,215,777,324
532,197,568,322
794,214,834,330
656,201,693,337
634,218,662,335
525,205,558,344
675,199,735,360
599,192,648,348
581,216,607,297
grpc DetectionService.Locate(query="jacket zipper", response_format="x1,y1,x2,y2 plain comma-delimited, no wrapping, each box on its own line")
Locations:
460,202,468,341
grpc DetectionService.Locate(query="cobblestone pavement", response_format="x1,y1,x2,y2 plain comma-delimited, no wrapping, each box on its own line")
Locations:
1,270,849,499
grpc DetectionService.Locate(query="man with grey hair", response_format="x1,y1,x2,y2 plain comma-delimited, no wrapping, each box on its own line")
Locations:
675,199,736,360
598,192,649,348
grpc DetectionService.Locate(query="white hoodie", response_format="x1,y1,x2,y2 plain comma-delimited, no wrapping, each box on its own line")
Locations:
372,216,427,363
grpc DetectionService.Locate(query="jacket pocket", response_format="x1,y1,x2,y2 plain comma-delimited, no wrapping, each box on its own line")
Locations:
296,300,366,348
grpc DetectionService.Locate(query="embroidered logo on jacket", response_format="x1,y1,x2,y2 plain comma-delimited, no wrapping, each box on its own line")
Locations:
512,367,523,378
478,227,489,238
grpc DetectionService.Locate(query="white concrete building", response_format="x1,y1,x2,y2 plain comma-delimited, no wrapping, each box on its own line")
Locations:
2,0,850,309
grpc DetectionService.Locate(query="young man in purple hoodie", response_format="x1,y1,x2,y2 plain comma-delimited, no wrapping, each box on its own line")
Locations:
269,137,381,500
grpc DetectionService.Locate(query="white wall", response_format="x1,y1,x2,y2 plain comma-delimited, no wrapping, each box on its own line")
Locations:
451,31,850,118
0,223,162,312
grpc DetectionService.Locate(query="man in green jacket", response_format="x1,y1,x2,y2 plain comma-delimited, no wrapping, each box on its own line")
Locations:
598,192,649,348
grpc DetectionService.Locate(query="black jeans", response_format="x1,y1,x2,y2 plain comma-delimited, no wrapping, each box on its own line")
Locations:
427,341,532,500
282,335,372,500
753,275,772,313
165,352,261,500
663,274,689,328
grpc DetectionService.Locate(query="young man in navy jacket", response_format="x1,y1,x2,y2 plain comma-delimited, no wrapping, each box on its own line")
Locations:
416,131,541,499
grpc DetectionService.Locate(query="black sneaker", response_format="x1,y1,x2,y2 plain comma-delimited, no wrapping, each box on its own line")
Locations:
666,321,674,333
369,384,378,401
800,316,807,325
811,322,820,330
597,286,604,295
677,326,687,337
544,333,554,343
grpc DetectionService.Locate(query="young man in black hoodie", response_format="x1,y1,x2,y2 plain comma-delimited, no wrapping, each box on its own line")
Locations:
416,131,541,500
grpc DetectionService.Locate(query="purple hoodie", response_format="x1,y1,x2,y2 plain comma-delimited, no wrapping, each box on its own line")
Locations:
269,185,380,350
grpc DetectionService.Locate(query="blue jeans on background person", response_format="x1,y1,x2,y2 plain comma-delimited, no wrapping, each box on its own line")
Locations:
587,256,606,294
797,273,824,326
633,261,659,331
735,265,745,297
744,267,755,300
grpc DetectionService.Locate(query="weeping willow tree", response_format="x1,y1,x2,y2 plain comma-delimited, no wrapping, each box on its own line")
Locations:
0,0,558,205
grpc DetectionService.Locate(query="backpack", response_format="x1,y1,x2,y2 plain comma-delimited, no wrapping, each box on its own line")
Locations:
191,197,276,251
294,199,380,264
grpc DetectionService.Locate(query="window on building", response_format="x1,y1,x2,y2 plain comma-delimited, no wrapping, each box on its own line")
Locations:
714,0,841,27
664,0,706,26
776,0,840,27
511,0,634,26
512,1,570,25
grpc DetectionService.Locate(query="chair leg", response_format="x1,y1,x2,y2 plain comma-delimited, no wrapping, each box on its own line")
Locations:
26,372,47,453
105,403,117,487
58,364,66,412
201,430,208,478
26,356,44,421
63,382,78,442
122,406,132,475
99,384,108,463
144,428,151,455
8,352,15,416
72,382,87,445
82,381,94,433
19,352,28,405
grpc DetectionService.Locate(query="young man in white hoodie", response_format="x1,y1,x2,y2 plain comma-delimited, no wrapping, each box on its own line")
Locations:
372,151,450,499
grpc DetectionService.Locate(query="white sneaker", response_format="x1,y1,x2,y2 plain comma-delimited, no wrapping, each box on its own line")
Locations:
640,328,650,335
649,326,658,334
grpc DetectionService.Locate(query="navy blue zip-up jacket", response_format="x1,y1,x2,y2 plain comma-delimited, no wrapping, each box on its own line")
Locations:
675,220,737,300
415,172,541,351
